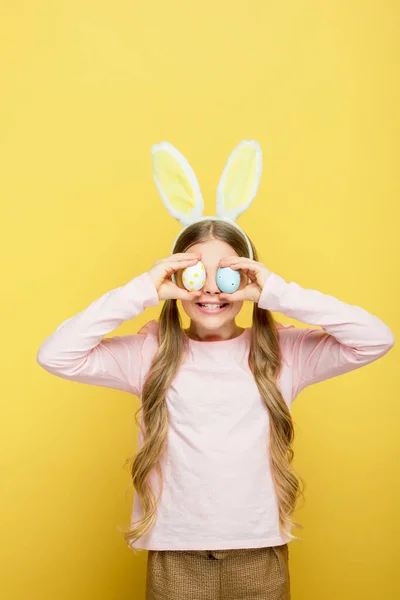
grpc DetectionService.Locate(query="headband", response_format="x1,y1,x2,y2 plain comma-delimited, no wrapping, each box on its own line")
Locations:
151,139,262,282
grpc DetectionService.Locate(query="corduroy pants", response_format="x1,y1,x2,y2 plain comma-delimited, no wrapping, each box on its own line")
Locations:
145,544,290,600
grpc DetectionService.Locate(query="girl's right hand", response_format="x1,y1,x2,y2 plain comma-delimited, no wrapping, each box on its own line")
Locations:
148,253,203,301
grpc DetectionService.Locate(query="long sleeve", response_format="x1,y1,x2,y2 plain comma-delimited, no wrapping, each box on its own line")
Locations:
258,272,395,399
36,272,160,395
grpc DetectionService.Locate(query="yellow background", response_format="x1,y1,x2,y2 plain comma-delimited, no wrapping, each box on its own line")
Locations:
1,1,399,599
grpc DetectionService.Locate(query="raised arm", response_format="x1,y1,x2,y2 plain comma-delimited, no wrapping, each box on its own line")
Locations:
36,272,159,394
258,273,395,400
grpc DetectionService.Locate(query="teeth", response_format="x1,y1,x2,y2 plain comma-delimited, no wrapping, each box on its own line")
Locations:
199,304,224,309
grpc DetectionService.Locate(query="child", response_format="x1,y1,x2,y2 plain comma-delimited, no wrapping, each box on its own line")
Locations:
37,141,394,600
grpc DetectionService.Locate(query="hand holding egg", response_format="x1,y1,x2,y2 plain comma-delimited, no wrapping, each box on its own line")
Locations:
218,256,272,303
148,253,203,301
181,262,241,293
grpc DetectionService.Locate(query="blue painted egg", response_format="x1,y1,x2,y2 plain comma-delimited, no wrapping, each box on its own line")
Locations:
216,266,241,293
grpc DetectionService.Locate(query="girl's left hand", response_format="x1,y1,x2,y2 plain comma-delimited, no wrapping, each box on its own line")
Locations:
218,257,272,303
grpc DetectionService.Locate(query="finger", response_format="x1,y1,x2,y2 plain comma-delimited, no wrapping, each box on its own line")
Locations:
219,290,246,302
167,252,201,261
221,261,256,272
238,268,256,283
165,258,200,273
219,257,253,267
219,283,259,302
243,269,257,282
218,264,256,284
175,289,202,301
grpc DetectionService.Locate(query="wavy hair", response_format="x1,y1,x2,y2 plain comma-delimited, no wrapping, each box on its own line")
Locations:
120,220,305,553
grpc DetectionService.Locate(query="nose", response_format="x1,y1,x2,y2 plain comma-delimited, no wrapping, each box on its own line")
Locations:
202,268,220,295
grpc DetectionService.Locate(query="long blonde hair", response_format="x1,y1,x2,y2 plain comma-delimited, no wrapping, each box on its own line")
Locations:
120,220,305,552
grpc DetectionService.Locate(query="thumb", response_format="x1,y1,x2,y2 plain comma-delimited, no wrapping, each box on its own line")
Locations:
175,288,202,301
219,290,245,302
220,283,259,303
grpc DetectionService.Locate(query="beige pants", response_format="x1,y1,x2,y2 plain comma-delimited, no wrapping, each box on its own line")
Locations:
145,544,291,600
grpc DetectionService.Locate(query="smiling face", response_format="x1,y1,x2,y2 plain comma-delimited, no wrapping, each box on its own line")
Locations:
175,238,248,339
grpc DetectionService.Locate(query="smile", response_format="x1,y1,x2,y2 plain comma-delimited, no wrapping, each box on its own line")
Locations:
196,303,229,314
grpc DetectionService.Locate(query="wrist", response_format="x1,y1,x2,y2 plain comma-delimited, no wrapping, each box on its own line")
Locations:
261,269,272,288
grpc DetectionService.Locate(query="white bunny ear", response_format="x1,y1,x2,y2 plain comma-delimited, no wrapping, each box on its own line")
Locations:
151,142,204,227
216,140,262,222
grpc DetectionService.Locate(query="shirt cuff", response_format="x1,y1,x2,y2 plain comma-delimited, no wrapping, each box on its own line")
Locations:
257,272,287,312
125,271,160,309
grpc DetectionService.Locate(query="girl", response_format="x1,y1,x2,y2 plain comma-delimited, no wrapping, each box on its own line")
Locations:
37,141,394,600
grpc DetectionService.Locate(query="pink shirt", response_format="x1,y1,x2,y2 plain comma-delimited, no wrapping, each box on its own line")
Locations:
37,272,394,550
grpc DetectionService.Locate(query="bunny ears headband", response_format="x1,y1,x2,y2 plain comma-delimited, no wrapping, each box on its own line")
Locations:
151,140,263,261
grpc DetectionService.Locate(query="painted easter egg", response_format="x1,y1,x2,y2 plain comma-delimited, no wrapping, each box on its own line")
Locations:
182,260,206,291
216,266,241,293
